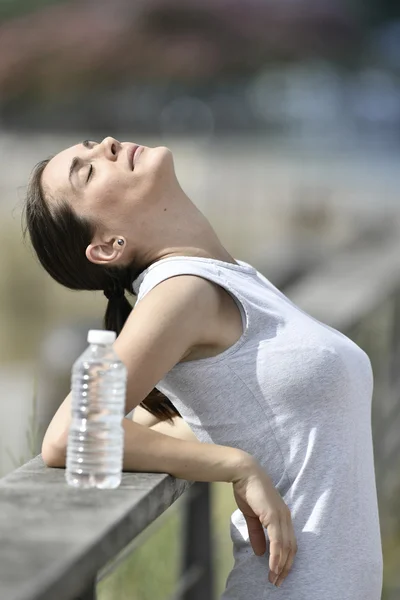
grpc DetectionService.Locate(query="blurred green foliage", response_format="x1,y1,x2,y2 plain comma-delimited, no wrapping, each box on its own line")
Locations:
0,0,64,21
5,372,42,469
98,508,181,600
98,483,236,600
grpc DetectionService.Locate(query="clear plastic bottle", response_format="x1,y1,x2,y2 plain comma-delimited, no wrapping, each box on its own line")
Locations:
65,329,127,489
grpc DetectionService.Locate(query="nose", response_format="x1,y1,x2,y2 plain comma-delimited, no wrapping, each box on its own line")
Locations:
100,136,120,160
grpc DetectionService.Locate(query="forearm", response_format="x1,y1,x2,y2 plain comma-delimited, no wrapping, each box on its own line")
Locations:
43,394,196,452
122,418,250,482
44,415,253,484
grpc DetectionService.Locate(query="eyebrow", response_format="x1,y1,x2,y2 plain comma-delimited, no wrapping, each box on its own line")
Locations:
68,139,91,187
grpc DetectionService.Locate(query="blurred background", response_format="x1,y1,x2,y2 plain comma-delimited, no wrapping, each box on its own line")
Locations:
1,0,400,598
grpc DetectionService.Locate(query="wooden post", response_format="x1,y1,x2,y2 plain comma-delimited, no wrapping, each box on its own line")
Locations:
74,578,97,600
182,481,214,600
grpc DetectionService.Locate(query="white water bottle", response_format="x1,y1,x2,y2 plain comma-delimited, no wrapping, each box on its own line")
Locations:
65,329,127,489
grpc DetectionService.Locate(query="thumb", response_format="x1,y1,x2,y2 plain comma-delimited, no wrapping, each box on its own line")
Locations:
243,513,267,556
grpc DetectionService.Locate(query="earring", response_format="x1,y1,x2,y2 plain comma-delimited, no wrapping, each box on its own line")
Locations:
117,239,124,246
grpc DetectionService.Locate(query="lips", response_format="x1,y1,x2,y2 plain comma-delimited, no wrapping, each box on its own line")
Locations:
129,144,140,170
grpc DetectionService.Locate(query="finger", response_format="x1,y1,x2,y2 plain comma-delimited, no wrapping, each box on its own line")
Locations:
274,518,298,586
244,514,266,556
263,513,282,575
268,514,289,586
274,543,297,587
275,542,297,587
276,513,290,575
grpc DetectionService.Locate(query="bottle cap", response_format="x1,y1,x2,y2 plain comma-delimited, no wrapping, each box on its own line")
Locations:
87,329,117,345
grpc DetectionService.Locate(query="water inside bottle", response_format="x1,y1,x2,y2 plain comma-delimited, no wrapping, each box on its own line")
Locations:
66,342,126,490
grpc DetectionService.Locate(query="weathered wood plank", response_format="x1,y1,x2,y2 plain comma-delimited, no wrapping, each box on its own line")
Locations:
0,455,191,600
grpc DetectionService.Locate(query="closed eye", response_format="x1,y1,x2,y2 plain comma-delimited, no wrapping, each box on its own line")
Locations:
84,140,97,182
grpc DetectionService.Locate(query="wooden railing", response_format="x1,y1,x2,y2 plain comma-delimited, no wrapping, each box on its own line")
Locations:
0,458,215,600
1,233,400,599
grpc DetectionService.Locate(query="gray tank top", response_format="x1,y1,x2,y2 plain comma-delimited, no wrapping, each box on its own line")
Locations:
132,256,383,600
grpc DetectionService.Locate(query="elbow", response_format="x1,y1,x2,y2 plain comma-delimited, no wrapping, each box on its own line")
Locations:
41,435,67,468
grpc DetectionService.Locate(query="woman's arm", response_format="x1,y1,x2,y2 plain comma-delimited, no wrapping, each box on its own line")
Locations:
46,414,247,483
46,413,297,587
44,411,298,586
41,274,222,458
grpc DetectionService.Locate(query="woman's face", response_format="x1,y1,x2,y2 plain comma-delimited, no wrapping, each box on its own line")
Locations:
42,137,174,232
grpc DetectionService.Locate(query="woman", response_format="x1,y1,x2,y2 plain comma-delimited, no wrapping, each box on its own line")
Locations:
23,137,383,599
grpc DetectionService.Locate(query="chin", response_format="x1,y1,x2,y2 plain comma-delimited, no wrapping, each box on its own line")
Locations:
154,145,173,161
146,145,174,174
137,145,176,196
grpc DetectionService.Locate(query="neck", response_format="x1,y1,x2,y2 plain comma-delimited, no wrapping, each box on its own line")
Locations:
136,190,237,271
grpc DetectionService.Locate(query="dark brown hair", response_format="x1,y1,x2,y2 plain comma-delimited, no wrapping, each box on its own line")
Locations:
22,157,180,422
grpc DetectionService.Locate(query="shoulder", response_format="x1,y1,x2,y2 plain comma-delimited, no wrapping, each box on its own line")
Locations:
133,274,224,348
113,275,225,411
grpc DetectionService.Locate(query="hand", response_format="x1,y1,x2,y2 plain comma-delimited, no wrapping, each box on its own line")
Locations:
232,457,298,587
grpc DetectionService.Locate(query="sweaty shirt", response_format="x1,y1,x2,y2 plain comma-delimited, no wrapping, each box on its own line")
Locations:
132,255,383,600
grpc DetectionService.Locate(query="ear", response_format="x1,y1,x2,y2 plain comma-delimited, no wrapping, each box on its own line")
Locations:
85,236,126,266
